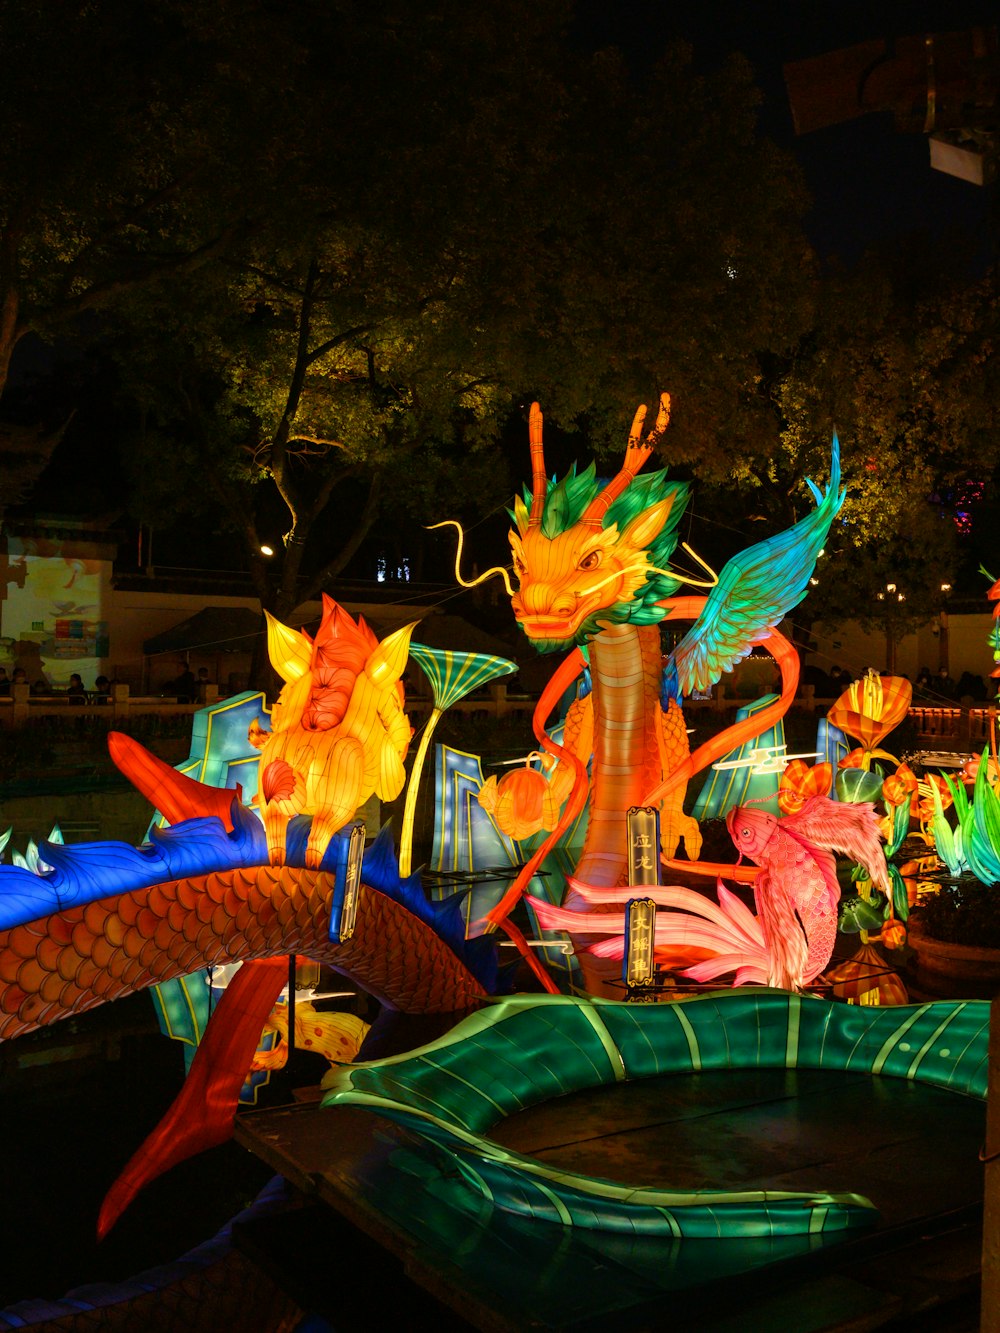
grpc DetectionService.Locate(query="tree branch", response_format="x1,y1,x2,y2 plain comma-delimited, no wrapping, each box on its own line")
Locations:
54,169,203,299
303,322,378,366
298,471,384,604
34,223,245,329
304,461,361,526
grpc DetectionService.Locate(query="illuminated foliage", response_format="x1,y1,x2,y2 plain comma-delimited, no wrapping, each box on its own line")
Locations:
93,2,814,631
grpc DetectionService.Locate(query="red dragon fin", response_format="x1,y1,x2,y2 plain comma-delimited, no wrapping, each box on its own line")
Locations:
98,956,287,1238
107,731,242,830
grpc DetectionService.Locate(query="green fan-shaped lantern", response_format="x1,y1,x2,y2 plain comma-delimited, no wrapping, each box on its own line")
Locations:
398,645,518,876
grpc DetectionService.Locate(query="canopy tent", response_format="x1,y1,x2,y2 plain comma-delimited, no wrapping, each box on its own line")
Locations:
405,614,520,661
143,607,263,657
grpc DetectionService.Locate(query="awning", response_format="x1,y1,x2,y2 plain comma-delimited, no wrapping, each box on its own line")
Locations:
143,606,263,656
407,614,521,661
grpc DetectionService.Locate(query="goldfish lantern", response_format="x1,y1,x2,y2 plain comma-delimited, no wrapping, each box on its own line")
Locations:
725,797,889,992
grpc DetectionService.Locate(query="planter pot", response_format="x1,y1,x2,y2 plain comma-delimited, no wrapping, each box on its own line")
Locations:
908,918,1000,999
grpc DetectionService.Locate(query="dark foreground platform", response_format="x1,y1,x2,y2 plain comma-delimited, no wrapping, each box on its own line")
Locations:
234,1063,985,1331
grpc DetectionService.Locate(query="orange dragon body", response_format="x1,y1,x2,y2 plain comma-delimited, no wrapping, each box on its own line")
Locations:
476,396,844,989
0,856,489,1046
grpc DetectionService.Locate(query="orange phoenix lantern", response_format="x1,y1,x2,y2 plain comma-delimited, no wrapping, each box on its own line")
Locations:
250,595,415,866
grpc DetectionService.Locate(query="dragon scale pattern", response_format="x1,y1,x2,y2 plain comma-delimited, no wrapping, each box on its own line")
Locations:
0,870,488,1042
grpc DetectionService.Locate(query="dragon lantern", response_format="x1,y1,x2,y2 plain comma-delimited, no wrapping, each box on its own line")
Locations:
472,395,844,965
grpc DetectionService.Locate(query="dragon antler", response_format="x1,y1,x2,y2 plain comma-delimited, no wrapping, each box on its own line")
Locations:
527,402,547,528
581,392,670,528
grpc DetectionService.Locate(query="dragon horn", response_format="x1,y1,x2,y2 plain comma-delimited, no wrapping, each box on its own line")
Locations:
527,402,547,528
581,392,670,527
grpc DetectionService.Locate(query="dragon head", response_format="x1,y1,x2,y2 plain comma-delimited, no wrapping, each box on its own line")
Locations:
509,397,689,651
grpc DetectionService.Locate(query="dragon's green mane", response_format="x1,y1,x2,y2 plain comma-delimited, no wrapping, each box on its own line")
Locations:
511,463,691,634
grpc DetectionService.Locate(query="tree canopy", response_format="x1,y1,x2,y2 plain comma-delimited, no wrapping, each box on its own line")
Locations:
5,0,997,665
770,246,998,636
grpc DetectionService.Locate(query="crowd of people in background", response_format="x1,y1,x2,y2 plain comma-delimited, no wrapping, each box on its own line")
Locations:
0,663,219,703
0,656,992,708
914,664,990,703
799,660,994,705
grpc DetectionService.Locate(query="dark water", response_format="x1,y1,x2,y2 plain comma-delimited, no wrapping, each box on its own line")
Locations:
0,993,278,1310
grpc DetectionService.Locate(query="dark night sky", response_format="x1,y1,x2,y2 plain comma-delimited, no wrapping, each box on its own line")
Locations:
574,0,997,263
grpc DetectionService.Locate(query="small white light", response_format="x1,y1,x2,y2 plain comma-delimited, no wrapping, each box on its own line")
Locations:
260,544,274,556
940,583,952,592
886,582,897,593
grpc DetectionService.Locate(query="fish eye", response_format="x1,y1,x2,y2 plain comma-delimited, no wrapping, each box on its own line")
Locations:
740,828,751,838
579,550,602,571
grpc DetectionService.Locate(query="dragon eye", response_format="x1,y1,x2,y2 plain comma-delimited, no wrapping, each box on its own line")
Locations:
513,556,526,578
579,550,602,571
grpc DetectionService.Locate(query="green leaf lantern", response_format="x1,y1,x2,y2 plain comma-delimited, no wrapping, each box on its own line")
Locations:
884,792,910,860
886,864,910,922
930,776,968,878
968,758,1000,883
835,767,883,805
838,893,888,934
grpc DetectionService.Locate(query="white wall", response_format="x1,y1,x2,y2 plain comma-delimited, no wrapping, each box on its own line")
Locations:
802,612,997,691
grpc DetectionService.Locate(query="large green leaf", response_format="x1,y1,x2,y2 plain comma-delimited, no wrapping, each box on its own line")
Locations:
839,893,887,933
970,761,1000,883
884,795,910,859
835,768,883,805
886,864,910,922
930,778,966,877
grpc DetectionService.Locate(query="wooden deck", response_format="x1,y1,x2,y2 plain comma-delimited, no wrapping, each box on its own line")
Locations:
234,1061,986,1331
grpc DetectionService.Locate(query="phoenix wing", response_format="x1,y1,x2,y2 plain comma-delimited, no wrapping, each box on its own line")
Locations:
671,437,843,696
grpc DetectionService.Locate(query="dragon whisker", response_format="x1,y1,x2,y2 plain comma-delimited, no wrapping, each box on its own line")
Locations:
644,542,719,590
428,520,515,596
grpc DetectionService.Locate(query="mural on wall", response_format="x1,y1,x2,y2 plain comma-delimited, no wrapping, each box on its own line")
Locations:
0,536,110,685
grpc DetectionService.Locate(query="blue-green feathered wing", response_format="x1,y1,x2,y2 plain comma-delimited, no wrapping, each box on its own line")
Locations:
670,437,844,696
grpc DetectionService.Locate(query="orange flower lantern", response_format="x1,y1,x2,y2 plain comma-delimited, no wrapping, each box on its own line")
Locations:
479,756,562,842
882,765,917,808
827,670,912,767
777,759,832,815
826,942,908,1006
879,919,907,950
916,773,953,825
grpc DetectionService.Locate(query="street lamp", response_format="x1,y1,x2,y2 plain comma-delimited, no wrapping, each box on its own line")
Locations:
938,584,951,674
883,583,901,674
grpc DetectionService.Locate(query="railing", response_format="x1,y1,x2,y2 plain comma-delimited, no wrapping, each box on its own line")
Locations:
0,681,993,751
909,704,995,748
0,683,217,728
